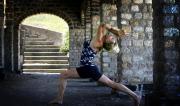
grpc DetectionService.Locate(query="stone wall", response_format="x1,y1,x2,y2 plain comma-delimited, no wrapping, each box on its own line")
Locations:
2,0,155,85
101,3,118,78
69,29,85,67
117,0,153,84
153,0,180,98
83,0,154,84
0,0,4,68
20,25,64,46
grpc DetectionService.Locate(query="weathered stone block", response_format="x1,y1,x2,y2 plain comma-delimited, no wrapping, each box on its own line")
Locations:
122,54,132,63
139,20,147,27
145,27,153,33
122,69,133,77
133,0,143,4
111,16,117,21
134,13,143,19
144,40,153,47
121,39,132,47
103,52,109,56
122,26,132,33
147,20,152,27
122,62,132,69
129,77,141,85
131,5,139,12
103,57,111,63
146,33,153,39
143,13,152,19
164,40,175,48
142,5,148,12
103,63,109,67
145,0,152,4
147,5,153,12
133,39,144,46
132,55,144,62
121,20,129,25
132,32,139,39
122,0,132,4
121,13,132,20
165,50,179,60
130,19,140,26
138,32,145,39
133,26,144,32
120,5,130,13
121,47,131,54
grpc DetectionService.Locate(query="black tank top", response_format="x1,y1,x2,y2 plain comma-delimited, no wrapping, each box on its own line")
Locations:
80,40,97,66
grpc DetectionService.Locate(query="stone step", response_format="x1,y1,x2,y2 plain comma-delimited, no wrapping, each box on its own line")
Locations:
24,60,69,64
25,45,60,48
23,64,69,69
25,41,54,45
25,48,60,52
24,52,67,56
25,37,47,41
24,56,69,60
25,35,39,38
23,69,67,73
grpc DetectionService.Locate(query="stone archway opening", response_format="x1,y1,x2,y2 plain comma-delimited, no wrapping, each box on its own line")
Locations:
18,13,69,74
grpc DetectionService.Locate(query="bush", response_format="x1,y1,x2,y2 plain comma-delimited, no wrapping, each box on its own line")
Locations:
60,31,69,53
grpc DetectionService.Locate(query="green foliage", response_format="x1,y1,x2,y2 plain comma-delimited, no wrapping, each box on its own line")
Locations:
60,31,69,53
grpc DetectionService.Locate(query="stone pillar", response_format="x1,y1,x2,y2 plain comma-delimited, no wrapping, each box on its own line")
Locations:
13,26,19,72
118,0,153,85
85,0,91,40
69,28,85,67
102,2,118,79
153,0,180,99
4,20,13,72
91,0,102,72
0,1,4,67
0,19,4,68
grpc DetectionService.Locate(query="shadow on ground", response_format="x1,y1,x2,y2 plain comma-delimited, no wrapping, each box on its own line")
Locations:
0,73,136,106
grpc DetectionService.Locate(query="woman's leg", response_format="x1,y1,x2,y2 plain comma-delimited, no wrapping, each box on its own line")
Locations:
49,68,80,104
98,74,141,106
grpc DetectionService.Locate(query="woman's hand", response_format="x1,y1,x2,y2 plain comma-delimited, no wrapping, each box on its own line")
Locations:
103,23,129,38
104,24,112,30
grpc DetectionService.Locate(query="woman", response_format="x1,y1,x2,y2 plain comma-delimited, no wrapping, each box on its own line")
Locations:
49,24,141,106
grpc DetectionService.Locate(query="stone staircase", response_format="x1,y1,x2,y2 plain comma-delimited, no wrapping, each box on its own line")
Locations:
23,36,69,73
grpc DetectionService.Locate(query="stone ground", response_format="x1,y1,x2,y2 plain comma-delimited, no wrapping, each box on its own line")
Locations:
0,73,144,106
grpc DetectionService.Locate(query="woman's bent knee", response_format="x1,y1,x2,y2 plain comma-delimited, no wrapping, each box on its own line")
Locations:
60,69,80,79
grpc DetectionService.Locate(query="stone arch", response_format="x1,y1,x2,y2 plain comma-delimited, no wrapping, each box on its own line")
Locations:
13,9,75,72
15,9,75,29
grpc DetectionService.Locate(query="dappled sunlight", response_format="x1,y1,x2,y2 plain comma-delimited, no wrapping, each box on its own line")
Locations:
21,13,69,34
20,13,70,74
23,72,61,75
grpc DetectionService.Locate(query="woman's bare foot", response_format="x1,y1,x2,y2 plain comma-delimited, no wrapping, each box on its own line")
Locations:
133,95,141,106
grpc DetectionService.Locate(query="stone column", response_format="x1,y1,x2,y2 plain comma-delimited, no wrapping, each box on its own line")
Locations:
4,20,13,72
101,2,118,79
0,19,4,68
118,0,153,85
69,28,85,67
13,26,19,72
153,0,180,99
85,0,91,40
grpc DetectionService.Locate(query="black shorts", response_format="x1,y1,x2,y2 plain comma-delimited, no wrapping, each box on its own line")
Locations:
76,65,102,81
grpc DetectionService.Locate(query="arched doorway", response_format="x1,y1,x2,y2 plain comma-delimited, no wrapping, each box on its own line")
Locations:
18,13,69,73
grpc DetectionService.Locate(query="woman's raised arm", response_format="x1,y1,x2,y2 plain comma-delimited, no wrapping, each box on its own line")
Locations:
105,24,127,38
